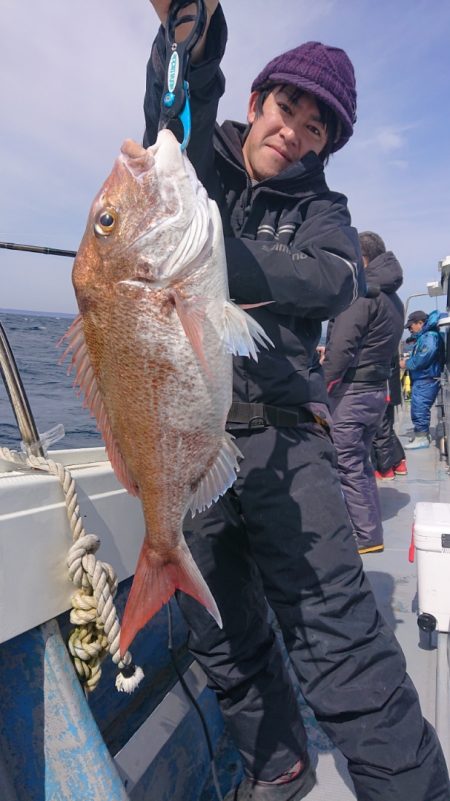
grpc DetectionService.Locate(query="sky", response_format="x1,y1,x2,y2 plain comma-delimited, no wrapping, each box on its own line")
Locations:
1,0,450,316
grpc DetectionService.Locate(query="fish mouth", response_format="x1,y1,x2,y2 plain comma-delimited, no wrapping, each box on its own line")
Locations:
118,277,155,290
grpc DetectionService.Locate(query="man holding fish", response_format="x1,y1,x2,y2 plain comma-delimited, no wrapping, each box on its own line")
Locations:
137,2,450,800
66,1,448,799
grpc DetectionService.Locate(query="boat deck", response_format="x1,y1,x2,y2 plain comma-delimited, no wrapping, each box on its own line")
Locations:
309,410,449,798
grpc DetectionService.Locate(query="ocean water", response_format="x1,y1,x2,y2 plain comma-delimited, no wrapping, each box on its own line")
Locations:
0,311,102,450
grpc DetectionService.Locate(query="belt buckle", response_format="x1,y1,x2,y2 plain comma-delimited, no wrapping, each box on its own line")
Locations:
248,416,266,430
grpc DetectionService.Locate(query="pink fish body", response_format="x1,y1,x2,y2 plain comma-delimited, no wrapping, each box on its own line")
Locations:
62,130,270,654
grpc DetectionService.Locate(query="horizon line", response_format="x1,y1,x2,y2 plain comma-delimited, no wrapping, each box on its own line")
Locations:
0,307,75,317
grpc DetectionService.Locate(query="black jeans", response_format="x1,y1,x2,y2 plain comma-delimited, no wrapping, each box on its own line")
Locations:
178,424,449,800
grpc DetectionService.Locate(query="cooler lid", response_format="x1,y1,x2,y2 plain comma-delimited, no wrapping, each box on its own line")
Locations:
414,502,450,551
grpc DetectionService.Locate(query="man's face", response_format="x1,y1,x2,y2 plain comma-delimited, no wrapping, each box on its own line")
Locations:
409,320,425,335
242,87,328,182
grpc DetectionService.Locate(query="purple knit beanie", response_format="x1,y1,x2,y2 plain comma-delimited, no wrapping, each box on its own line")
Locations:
251,41,357,152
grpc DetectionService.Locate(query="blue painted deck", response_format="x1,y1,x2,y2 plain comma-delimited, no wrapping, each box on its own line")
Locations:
0,583,231,801
0,619,129,801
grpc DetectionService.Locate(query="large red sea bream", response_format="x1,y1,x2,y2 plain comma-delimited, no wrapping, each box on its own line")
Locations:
61,129,271,654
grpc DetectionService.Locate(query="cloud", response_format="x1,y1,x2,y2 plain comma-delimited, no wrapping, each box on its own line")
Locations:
374,128,405,152
356,124,418,154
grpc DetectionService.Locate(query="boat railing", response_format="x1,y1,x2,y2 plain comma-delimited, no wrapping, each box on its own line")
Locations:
0,240,76,458
0,320,45,457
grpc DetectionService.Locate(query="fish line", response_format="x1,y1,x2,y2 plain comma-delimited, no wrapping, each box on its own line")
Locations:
167,600,224,801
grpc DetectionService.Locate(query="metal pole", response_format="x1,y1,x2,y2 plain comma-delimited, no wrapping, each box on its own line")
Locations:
403,292,430,326
0,242,74,454
0,322,45,457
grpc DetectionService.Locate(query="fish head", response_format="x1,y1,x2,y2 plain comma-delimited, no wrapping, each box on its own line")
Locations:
73,129,212,306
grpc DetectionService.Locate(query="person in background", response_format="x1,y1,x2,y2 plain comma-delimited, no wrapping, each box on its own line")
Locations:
323,231,404,554
316,344,326,364
371,352,408,479
401,360,412,400
401,310,445,449
144,5,449,800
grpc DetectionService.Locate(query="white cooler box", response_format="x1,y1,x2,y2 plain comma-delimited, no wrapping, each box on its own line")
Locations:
414,502,450,632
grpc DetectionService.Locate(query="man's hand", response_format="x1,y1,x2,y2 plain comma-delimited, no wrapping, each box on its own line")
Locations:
316,345,326,365
149,1,219,62
149,0,172,23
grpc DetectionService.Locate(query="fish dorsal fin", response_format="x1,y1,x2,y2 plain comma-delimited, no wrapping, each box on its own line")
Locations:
223,300,273,361
59,315,139,497
189,432,242,515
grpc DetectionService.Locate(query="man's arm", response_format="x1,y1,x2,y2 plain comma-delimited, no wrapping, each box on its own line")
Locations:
143,2,226,187
225,195,366,319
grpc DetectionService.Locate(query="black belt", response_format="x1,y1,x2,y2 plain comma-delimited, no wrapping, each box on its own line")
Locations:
343,363,390,383
227,402,314,429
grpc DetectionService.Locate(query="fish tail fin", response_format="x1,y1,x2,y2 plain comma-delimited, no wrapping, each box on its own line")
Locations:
120,538,222,655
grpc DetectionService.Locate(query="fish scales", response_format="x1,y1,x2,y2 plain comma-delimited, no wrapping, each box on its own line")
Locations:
61,130,271,654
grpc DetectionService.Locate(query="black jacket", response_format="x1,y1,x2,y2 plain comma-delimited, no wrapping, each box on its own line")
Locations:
323,251,404,395
144,6,365,409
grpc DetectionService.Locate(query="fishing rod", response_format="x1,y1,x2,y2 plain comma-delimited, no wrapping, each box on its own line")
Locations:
0,242,76,258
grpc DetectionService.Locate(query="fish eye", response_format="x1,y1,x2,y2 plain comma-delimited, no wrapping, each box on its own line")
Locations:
94,208,117,237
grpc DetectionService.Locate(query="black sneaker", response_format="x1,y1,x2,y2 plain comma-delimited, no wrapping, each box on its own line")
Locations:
223,757,316,800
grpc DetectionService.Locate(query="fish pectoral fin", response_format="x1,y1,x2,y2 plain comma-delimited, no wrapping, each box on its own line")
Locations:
223,300,273,361
239,301,275,310
58,315,139,497
172,290,210,373
189,432,242,516
119,539,222,655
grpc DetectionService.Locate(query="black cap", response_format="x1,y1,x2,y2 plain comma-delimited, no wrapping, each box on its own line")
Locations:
405,310,427,328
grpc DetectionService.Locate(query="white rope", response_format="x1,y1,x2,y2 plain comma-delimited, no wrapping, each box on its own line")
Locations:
0,445,144,694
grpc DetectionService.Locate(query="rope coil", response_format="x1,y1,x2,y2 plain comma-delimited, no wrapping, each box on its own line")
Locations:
0,445,144,694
